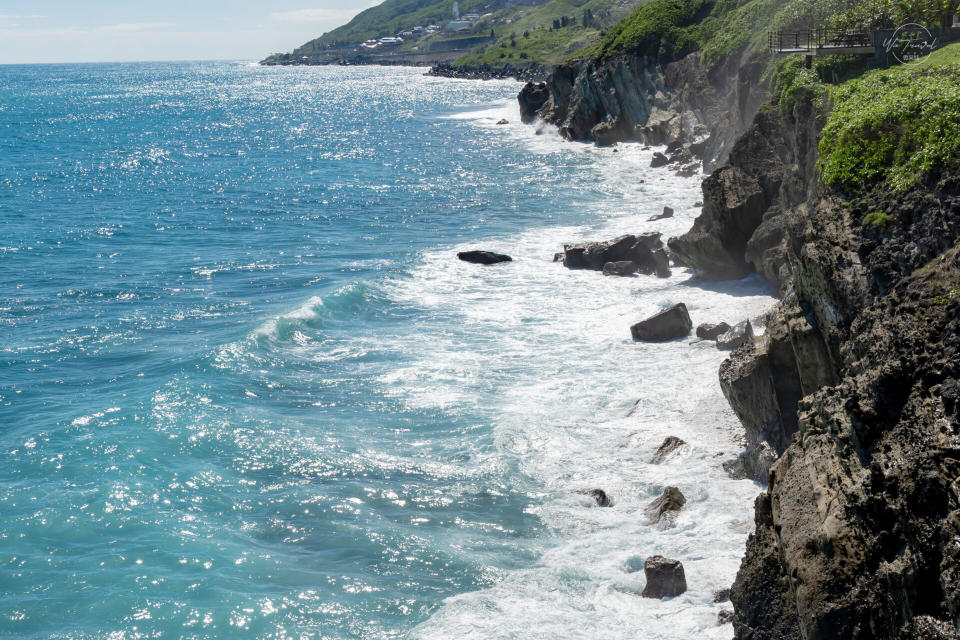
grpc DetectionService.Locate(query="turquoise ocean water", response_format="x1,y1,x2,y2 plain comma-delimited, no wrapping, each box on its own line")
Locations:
0,62,775,639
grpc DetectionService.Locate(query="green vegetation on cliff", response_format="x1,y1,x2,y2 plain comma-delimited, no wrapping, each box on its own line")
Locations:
819,44,960,193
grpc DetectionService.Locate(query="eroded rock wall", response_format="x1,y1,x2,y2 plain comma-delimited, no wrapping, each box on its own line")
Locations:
529,50,769,172
669,76,960,639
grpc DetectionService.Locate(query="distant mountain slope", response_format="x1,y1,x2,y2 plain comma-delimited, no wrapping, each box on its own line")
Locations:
292,0,527,54
262,0,639,69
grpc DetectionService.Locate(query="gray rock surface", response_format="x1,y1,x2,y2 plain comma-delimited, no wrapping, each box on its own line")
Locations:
716,320,754,351
651,436,685,464
518,82,549,124
603,261,638,277
644,486,686,528
630,303,692,342
696,322,731,340
641,556,687,599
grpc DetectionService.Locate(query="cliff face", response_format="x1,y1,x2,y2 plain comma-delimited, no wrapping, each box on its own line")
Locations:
668,80,960,638
526,50,769,172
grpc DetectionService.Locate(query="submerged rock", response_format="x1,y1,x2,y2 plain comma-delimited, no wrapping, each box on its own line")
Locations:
603,261,638,277
651,436,685,464
651,152,669,168
696,322,731,341
718,610,734,625
645,486,686,527
631,303,692,342
496,119,509,125
716,320,754,351
582,488,613,507
649,206,674,222
714,588,731,603
457,250,512,265
641,556,687,598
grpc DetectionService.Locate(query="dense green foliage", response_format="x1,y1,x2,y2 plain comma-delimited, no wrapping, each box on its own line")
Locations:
580,0,726,60
819,44,960,192
863,211,894,227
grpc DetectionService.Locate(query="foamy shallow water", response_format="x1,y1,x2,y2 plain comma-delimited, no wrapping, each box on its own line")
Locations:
0,63,773,639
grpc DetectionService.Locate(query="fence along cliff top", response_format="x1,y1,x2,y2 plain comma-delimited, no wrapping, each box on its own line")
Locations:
768,29,874,56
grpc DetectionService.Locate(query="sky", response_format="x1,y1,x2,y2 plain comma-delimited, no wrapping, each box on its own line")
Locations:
0,0,380,64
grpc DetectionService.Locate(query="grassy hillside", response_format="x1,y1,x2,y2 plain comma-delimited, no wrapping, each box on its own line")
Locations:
295,0,496,52
453,0,640,67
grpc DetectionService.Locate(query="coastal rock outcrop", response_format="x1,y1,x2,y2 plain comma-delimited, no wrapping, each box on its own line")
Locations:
655,63,960,638
716,320,754,352
696,322,730,341
641,556,687,598
518,82,549,124
651,436,685,463
645,486,686,528
631,303,692,342
561,233,664,273
530,51,769,172
457,250,512,265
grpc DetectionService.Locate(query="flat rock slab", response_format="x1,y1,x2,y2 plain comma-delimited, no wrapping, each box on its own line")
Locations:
457,250,513,265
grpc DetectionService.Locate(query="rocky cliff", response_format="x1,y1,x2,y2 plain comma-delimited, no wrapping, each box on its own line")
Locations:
521,49,769,172
666,64,960,639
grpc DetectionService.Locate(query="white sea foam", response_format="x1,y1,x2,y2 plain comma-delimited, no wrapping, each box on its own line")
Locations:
399,99,776,639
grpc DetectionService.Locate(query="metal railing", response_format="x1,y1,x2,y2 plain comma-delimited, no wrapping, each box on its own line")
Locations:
769,29,872,53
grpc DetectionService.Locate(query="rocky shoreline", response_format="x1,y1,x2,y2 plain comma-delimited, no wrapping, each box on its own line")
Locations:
512,42,960,639
426,62,550,83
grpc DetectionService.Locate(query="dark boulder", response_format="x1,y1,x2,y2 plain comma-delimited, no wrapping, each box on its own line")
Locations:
648,206,674,222
718,610,735,625
635,232,664,251
667,166,767,280
651,249,672,278
696,322,731,341
582,488,613,507
562,234,662,271
641,556,687,598
496,119,509,125
645,486,686,527
518,82,549,124
651,152,669,168
553,252,564,262
458,250,513,265
603,261,638,277
716,320,754,351
651,436,685,464
713,588,731,603
631,304,692,342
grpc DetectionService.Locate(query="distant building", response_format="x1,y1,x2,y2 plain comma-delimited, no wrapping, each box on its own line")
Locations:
378,36,404,45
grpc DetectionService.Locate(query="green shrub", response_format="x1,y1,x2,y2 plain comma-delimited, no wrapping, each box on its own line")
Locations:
863,211,893,227
819,47,960,192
